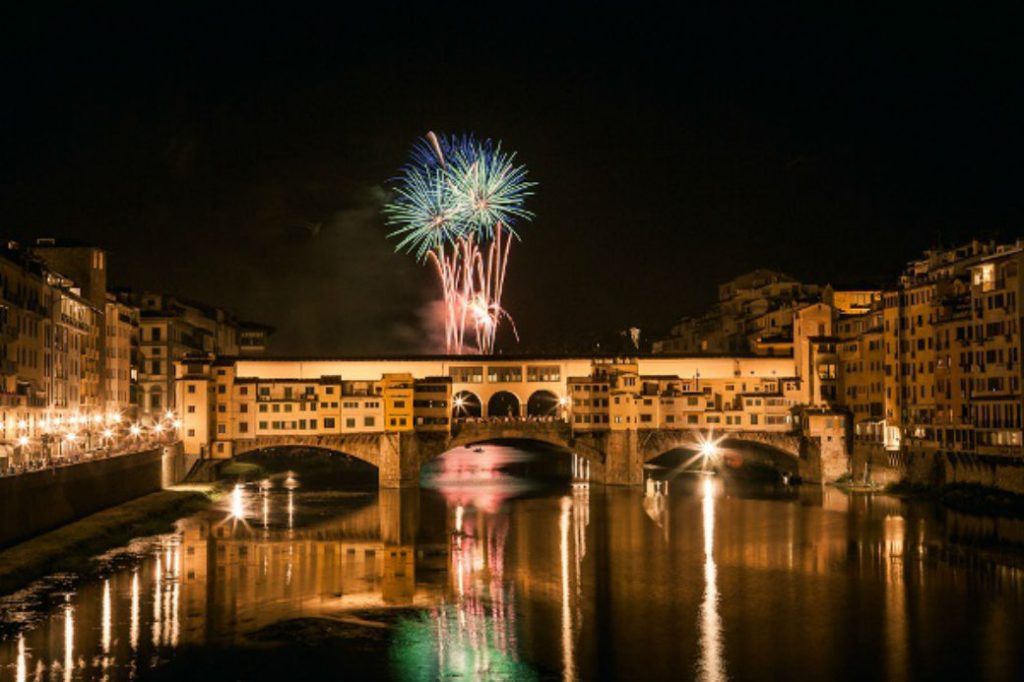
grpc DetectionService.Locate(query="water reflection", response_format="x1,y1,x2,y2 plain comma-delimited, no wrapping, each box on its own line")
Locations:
1,448,1023,681
697,476,726,682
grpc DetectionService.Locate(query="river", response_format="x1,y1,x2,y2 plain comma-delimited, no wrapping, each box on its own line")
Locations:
0,442,1022,681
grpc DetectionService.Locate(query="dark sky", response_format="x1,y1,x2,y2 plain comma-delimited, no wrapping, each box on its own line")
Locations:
2,5,1023,354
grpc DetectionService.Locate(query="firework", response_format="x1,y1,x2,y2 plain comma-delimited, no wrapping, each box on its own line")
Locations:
383,131,535,354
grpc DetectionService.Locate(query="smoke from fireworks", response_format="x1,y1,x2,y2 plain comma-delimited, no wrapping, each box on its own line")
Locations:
383,132,535,354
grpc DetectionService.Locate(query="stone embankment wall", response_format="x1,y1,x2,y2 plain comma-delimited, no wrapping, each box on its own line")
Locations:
0,443,185,548
852,441,1024,494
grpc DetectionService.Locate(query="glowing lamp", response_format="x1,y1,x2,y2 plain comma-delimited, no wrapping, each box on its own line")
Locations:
65,432,77,443
130,425,141,436
16,420,27,430
700,441,717,458
17,436,29,447
102,429,113,439
154,424,164,433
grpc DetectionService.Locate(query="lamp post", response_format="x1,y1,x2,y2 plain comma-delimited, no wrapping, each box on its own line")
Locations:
16,435,29,467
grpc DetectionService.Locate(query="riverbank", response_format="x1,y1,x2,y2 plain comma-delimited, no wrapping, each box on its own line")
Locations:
0,485,218,595
885,481,1024,518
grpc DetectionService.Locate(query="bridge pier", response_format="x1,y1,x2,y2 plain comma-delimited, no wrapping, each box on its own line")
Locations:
603,430,644,486
378,433,423,488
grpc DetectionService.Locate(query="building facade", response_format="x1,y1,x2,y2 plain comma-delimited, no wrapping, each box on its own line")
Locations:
837,240,1024,487
174,348,847,461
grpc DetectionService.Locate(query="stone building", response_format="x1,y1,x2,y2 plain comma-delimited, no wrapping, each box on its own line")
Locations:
654,268,878,357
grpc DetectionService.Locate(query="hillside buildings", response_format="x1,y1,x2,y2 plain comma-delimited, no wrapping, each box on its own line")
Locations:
653,269,879,356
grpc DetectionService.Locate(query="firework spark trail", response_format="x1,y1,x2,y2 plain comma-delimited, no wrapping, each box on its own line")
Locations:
383,131,535,354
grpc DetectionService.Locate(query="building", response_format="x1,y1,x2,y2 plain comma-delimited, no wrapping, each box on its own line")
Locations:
105,293,140,414
176,353,824,460
654,268,878,358
838,240,1024,483
115,291,270,417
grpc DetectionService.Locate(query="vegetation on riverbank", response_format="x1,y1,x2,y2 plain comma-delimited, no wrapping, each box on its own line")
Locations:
885,481,1024,518
0,486,218,595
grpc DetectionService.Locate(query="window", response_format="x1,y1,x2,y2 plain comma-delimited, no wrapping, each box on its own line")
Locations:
345,418,355,428
187,384,196,394
450,366,484,383
364,416,375,427
151,327,161,341
527,365,560,382
187,405,196,413
239,423,248,433
217,404,226,413
259,404,267,413
240,404,248,413
488,366,523,383
150,360,161,375
324,418,336,428
259,421,268,429
217,424,226,434
187,429,195,437
218,385,226,394
240,386,248,395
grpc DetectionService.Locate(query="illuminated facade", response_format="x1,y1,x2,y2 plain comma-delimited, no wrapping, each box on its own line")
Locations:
175,352,845,473
838,240,1024,482
115,291,270,416
104,293,140,413
0,241,268,469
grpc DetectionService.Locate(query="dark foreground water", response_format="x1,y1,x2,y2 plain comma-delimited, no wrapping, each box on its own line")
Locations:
1,443,1023,681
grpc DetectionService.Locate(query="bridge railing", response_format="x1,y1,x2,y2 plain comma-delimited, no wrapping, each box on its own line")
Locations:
452,415,567,425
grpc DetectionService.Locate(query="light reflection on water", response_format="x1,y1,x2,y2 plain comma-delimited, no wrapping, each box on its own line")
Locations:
0,444,1023,681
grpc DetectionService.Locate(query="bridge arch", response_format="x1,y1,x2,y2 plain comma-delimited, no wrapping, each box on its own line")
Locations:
640,429,802,475
452,390,483,419
230,435,384,469
526,390,560,417
487,391,521,418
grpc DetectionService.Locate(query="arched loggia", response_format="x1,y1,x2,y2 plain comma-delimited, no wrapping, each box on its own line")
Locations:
452,390,483,419
487,391,521,418
526,390,560,417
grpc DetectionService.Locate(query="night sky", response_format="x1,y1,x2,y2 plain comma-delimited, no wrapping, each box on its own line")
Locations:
2,6,1023,354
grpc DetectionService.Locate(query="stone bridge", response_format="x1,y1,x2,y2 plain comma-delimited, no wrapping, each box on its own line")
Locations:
230,420,818,488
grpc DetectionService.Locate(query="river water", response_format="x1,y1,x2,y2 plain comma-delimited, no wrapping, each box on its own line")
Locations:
1,443,1023,681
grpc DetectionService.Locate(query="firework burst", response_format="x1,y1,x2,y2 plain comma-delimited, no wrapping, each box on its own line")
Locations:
383,131,535,354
